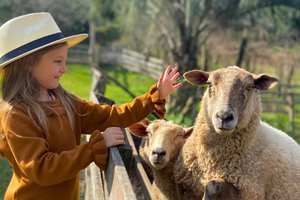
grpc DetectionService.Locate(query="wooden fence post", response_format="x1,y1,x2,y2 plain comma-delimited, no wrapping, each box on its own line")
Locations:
286,86,295,132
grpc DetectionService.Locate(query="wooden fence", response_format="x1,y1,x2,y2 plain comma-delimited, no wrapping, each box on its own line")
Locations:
84,92,153,200
261,84,300,134
67,44,164,80
67,44,300,134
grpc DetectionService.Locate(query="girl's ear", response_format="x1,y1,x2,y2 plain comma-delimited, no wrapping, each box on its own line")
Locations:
27,65,34,71
26,56,35,71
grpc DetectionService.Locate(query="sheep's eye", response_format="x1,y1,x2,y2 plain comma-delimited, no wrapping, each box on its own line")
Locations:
146,128,152,138
207,82,213,87
245,86,252,91
178,133,184,138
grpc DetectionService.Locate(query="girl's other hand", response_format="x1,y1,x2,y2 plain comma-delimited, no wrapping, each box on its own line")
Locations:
157,66,182,100
102,127,125,148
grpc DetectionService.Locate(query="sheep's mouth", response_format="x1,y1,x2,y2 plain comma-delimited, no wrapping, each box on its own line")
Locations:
150,162,167,169
215,127,234,135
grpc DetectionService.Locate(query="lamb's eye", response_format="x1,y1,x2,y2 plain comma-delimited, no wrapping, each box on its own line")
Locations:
207,82,213,88
146,128,152,138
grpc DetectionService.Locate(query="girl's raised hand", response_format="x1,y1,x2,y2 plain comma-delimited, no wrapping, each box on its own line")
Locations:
157,66,182,100
102,127,124,148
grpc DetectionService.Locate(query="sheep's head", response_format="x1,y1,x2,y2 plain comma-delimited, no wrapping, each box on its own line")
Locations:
128,119,193,170
184,66,278,135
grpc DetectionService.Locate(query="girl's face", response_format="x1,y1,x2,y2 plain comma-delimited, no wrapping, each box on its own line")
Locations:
31,45,68,99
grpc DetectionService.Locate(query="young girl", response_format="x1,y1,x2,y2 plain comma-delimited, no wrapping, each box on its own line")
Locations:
0,13,181,200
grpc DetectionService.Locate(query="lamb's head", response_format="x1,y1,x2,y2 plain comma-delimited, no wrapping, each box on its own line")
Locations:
129,119,193,170
184,66,278,135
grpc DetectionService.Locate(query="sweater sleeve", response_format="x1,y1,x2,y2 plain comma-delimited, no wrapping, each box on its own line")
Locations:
79,84,166,134
4,110,107,186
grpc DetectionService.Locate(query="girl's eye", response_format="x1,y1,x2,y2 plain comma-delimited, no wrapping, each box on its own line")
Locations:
55,60,62,63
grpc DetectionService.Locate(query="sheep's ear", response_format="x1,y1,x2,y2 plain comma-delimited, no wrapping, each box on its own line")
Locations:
128,123,148,138
140,118,151,127
253,74,278,90
183,70,210,86
183,126,194,139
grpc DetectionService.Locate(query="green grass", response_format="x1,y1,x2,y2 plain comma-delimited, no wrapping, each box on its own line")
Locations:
60,64,92,100
0,158,12,199
103,65,157,105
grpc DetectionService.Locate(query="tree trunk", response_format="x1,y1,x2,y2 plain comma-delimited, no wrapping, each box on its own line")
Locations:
236,28,248,68
169,55,200,118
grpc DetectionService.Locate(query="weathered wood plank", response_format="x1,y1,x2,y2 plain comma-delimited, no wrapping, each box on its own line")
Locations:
124,128,153,200
118,143,133,174
105,146,137,200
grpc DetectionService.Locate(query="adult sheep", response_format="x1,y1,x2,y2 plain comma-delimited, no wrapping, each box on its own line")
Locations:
174,66,300,200
128,119,194,200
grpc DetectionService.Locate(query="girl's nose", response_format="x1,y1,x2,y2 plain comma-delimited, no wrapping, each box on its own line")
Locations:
60,63,67,73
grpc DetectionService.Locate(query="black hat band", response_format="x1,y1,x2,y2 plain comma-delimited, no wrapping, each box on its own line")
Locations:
0,32,64,64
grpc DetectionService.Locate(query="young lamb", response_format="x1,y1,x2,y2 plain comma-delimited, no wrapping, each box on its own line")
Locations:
203,178,240,200
128,119,194,200
174,66,300,200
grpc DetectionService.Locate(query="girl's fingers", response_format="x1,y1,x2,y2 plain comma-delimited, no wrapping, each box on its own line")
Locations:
171,72,180,82
115,134,124,140
164,66,172,77
173,82,182,89
115,140,125,145
169,66,178,77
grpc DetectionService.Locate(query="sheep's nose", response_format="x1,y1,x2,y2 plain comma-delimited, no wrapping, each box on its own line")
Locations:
217,112,234,123
152,149,166,158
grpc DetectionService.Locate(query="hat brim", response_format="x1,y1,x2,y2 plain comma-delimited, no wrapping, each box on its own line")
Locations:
0,33,88,68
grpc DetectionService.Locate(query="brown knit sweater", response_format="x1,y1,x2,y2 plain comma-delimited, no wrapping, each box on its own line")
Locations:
0,84,165,200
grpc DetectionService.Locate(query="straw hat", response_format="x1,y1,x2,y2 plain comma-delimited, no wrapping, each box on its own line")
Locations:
0,12,88,68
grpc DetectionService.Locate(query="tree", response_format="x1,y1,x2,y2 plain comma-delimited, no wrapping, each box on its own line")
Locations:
0,0,89,37
119,0,300,122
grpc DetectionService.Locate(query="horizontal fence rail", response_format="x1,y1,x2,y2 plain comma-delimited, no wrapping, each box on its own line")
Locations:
68,44,300,135
67,44,165,80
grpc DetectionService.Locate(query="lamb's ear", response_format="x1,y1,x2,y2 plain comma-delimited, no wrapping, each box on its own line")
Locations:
183,126,194,139
128,123,148,138
140,118,151,127
253,74,278,90
183,70,210,86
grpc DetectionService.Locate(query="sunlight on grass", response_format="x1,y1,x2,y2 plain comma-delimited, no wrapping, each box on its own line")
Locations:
103,65,157,105
60,64,92,100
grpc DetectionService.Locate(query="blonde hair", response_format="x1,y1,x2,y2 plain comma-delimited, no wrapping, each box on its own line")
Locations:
0,43,79,137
